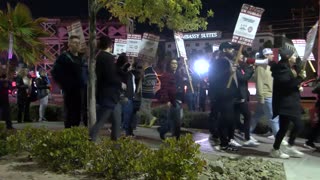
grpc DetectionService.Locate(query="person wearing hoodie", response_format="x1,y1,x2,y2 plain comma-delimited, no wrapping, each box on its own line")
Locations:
270,48,306,159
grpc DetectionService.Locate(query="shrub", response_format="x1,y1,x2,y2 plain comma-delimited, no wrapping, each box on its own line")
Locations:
32,127,93,172
6,126,51,154
0,124,9,157
86,137,151,179
145,134,207,180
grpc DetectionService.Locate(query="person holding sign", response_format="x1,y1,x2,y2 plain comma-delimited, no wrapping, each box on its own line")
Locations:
270,49,306,159
209,42,241,151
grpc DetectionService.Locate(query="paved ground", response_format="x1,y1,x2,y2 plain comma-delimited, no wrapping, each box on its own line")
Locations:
3,121,319,180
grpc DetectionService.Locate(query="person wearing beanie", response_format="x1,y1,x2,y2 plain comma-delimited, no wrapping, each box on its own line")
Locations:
270,48,306,159
251,48,283,142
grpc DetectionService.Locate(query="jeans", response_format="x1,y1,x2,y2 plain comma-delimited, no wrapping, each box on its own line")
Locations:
39,95,48,121
273,115,303,150
89,103,121,141
137,98,154,124
159,102,182,139
251,97,279,136
122,99,134,135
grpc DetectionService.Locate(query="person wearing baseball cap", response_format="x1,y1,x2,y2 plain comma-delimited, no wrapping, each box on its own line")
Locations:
270,48,306,159
251,48,281,143
208,41,241,151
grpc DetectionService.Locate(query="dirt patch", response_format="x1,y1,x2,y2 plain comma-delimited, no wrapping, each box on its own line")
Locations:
0,155,93,180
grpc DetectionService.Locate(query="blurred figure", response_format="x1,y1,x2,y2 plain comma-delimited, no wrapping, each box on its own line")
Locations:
51,35,85,128
270,49,306,159
89,36,125,141
251,48,280,140
158,59,184,140
16,68,32,123
304,78,320,150
36,68,51,122
137,59,157,127
208,42,240,151
233,54,259,147
0,73,13,129
116,53,136,136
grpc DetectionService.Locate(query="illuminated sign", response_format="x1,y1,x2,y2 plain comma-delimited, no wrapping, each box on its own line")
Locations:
182,31,222,40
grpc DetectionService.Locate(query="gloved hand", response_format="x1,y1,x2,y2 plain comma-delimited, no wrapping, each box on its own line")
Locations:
299,70,307,79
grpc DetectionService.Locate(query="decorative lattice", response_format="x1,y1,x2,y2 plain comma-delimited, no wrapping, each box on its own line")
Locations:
37,19,127,75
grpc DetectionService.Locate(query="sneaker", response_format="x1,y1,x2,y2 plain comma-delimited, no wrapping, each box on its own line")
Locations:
209,135,220,145
304,141,317,150
281,140,289,146
282,145,304,158
243,139,260,147
270,149,290,159
148,117,157,127
157,127,165,140
221,145,239,151
267,135,275,140
250,136,258,142
229,139,242,147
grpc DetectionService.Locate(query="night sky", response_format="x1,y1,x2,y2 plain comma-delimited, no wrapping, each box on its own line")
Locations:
0,0,317,36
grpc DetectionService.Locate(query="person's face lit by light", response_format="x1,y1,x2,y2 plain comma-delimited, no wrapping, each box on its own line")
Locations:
170,59,178,72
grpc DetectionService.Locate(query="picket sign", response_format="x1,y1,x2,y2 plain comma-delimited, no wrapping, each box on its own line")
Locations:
174,32,194,94
126,34,141,57
227,4,265,88
67,21,86,50
138,33,160,61
113,39,127,55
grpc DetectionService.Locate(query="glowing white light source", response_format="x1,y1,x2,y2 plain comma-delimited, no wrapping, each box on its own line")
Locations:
194,59,209,74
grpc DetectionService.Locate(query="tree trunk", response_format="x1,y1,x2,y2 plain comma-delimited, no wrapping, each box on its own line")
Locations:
88,0,97,128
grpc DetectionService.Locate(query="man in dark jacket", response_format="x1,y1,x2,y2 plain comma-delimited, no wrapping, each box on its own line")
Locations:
89,36,125,141
51,35,85,128
208,42,240,151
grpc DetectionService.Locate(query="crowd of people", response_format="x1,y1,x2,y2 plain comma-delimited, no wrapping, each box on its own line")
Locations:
208,42,319,159
1,35,319,160
0,67,51,129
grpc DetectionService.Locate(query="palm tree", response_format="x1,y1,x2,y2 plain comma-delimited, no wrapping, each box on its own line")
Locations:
0,2,50,77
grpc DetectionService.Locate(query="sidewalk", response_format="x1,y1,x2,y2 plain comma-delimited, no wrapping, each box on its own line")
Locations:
5,121,320,180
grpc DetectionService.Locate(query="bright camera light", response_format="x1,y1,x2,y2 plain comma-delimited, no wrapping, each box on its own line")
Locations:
194,59,209,74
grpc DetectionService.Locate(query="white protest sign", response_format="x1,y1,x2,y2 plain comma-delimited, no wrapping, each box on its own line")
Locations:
232,4,265,46
126,34,141,57
139,33,160,60
304,21,318,61
67,21,86,50
292,39,315,61
113,39,127,55
174,32,187,58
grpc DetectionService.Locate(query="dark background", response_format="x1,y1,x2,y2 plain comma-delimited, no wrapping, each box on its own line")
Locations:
0,0,318,37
